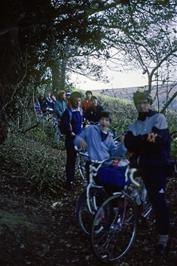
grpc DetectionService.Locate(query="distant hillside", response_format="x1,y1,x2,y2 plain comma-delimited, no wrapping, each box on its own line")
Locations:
93,85,177,111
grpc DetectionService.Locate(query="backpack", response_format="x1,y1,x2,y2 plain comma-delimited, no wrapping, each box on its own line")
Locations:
60,108,72,135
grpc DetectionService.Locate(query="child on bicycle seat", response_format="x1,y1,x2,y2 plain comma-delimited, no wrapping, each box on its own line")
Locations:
74,111,127,164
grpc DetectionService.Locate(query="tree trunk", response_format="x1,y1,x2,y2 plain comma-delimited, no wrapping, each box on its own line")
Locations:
0,28,21,143
50,58,67,93
50,60,61,92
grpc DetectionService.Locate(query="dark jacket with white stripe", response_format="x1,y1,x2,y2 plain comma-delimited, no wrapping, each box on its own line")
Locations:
124,110,171,168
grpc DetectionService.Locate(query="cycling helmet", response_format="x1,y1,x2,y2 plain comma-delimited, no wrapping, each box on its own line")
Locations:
133,89,152,105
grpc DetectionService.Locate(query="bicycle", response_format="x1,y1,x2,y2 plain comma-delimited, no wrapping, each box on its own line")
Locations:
75,146,151,238
91,166,152,263
75,148,108,236
89,130,176,263
75,149,89,181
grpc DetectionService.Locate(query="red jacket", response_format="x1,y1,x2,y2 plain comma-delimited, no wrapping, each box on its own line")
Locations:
82,99,92,112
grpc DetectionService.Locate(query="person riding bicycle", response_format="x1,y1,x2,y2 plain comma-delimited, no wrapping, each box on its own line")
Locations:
124,89,171,256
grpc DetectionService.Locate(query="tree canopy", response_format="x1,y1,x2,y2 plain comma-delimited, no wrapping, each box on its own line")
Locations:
0,0,177,142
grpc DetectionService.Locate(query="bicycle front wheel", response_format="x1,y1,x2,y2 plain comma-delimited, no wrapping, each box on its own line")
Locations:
91,192,137,263
76,188,106,236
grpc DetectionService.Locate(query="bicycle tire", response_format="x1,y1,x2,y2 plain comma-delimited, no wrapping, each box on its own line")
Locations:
76,188,106,236
91,192,137,263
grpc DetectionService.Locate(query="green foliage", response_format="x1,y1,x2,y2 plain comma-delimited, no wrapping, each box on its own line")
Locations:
25,117,64,150
171,137,177,160
95,93,137,134
3,132,65,195
29,126,48,143
167,111,177,159
166,111,177,133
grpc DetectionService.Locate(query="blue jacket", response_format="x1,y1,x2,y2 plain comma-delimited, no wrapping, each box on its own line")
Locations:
124,110,171,167
54,100,67,119
74,124,127,163
61,107,82,137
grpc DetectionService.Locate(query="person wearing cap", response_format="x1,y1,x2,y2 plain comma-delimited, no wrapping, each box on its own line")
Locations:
66,91,71,99
124,89,171,256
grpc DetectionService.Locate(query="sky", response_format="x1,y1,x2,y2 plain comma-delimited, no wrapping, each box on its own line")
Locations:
70,69,148,91
70,56,148,91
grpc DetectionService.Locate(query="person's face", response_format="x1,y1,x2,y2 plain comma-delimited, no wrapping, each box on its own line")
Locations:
62,93,66,100
72,97,81,108
135,100,151,113
99,117,110,129
86,92,92,100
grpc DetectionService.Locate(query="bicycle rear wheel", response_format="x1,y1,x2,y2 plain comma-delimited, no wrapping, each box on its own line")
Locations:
76,188,106,236
91,192,137,263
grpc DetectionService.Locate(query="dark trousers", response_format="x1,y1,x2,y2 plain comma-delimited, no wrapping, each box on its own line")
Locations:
65,137,77,183
141,167,169,235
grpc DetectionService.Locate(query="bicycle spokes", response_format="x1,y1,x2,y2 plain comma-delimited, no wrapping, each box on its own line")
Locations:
91,193,137,263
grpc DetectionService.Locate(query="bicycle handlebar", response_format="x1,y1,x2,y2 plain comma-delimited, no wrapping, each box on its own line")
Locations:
126,167,140,187
75,145,141,187
74,145,109,164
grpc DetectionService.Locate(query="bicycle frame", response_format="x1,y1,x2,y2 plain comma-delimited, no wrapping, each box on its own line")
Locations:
76,144,144,216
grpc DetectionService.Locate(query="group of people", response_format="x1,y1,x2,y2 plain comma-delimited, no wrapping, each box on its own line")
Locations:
34,91,70,118
70,89,172,258
35,88,172,257
34,90,104,143
34,90,103,124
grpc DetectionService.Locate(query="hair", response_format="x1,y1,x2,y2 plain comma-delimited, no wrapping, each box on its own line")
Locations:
57,90,66,100
85,90,92,95
98,111,112,122
69,91,82,105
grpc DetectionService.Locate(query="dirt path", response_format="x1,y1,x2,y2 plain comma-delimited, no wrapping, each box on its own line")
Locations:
0,153,177,266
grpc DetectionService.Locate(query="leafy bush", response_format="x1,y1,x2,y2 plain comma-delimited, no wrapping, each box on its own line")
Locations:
29,126,48,143
24,117,65,149
3,132,65,194
171,137,177,160
166,111,177,159
96,93,137,134
166,111,177,133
